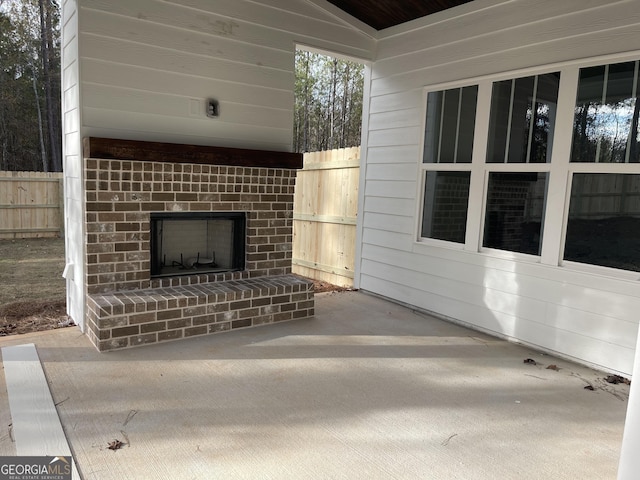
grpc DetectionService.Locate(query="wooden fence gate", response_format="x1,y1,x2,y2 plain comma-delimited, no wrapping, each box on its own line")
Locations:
0,171,64,239
292,147,360,287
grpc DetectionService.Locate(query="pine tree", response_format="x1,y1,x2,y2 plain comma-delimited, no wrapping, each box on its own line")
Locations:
0,0,60,172
294,50,364,153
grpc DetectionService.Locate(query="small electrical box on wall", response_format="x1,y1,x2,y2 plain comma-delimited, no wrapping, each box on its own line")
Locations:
207,99,219,118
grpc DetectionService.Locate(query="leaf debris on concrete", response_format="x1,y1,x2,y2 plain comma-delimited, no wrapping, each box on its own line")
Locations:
605,375,631,385
108,439,124,451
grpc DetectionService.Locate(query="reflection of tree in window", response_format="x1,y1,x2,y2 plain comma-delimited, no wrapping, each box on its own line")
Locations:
565,174,640,271
571,61,640,163
424,86,477,164
420,85,478,244
486,73,559,163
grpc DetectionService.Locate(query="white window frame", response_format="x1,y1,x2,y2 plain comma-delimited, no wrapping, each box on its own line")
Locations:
416,52,640,280
416,83,481,250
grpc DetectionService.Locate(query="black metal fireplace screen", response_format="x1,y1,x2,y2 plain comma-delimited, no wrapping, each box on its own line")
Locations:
150,212,246,277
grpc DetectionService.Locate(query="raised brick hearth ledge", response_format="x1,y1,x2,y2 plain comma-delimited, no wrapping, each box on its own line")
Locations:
87,275,314,351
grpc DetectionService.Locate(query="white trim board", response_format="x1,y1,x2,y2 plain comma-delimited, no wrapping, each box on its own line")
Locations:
2,343,81,479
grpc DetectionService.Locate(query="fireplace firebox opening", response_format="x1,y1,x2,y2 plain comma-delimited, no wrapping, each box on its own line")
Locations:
150,212,246,277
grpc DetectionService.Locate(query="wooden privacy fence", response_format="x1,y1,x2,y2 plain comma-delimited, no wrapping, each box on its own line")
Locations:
0,171,64,239
293,147,360,287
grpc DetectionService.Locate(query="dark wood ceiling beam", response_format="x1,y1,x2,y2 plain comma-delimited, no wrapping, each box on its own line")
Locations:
83,137,303,169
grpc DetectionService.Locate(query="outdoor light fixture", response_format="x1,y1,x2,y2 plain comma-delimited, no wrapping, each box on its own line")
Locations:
207,99,219,118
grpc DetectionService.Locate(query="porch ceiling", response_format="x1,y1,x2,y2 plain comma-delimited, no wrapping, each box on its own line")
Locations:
326,0,476,30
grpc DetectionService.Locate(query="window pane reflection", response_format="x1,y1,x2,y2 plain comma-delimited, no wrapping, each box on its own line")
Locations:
424,86,478,163
487,73,559,163
483,172,548,255
564,173,640,271
421,171,471,243
571,61,640,163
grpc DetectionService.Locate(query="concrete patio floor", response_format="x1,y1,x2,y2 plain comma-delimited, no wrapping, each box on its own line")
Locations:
0,290,629,479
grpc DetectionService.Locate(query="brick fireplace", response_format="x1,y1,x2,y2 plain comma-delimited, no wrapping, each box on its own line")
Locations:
82,138,314,351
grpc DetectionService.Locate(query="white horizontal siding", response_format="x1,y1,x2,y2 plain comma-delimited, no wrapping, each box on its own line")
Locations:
369,108,422,131
80,36,294,91
365,242,640,324
360,244,639,365
363,196,415,217
77,0,374,150
361,227,414,253
365,180,416,199
361,272,636,375
376,0,624,63
81,107,292,151
367,145,421,165
368,127,422,148
61,0,85,330
374,0,634,82
369,91,423,116
359,0,640,374
365,163,417,182
364,212,414,235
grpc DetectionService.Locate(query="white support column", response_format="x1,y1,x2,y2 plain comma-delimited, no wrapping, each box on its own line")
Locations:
617,325,640,479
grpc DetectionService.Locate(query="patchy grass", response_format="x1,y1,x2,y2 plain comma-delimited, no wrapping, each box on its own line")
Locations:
0,237,69,336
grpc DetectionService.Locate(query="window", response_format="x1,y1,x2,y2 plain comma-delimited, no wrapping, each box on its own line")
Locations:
562,60,640,272
418,59,640,276
420,85,478,244
483,172,548,255
424,86,478,164
564,174,640,272
482,73,558,255
571,61,640,163
421,171,471,243
487,73,559,163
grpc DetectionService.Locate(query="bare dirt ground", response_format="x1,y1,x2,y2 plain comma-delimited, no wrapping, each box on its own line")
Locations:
0,237,349,336
0,237,69,336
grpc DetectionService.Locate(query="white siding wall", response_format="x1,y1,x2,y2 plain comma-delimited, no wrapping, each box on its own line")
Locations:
76,0,374,151
359,0,640,375
61,0,85,330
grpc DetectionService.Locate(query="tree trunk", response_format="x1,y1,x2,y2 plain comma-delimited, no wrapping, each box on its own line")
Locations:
0,74,8,171
303,51,310,153
32,72,48,172
629,98,640,162
341,63,350,147
39,0,61,171
329,58,337,150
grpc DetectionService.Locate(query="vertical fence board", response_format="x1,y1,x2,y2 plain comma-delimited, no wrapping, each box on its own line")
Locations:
0,171,64,239
293,147,360,287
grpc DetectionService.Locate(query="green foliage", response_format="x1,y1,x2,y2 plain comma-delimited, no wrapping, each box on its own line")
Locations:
0,0,60,172
294,50,364,153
